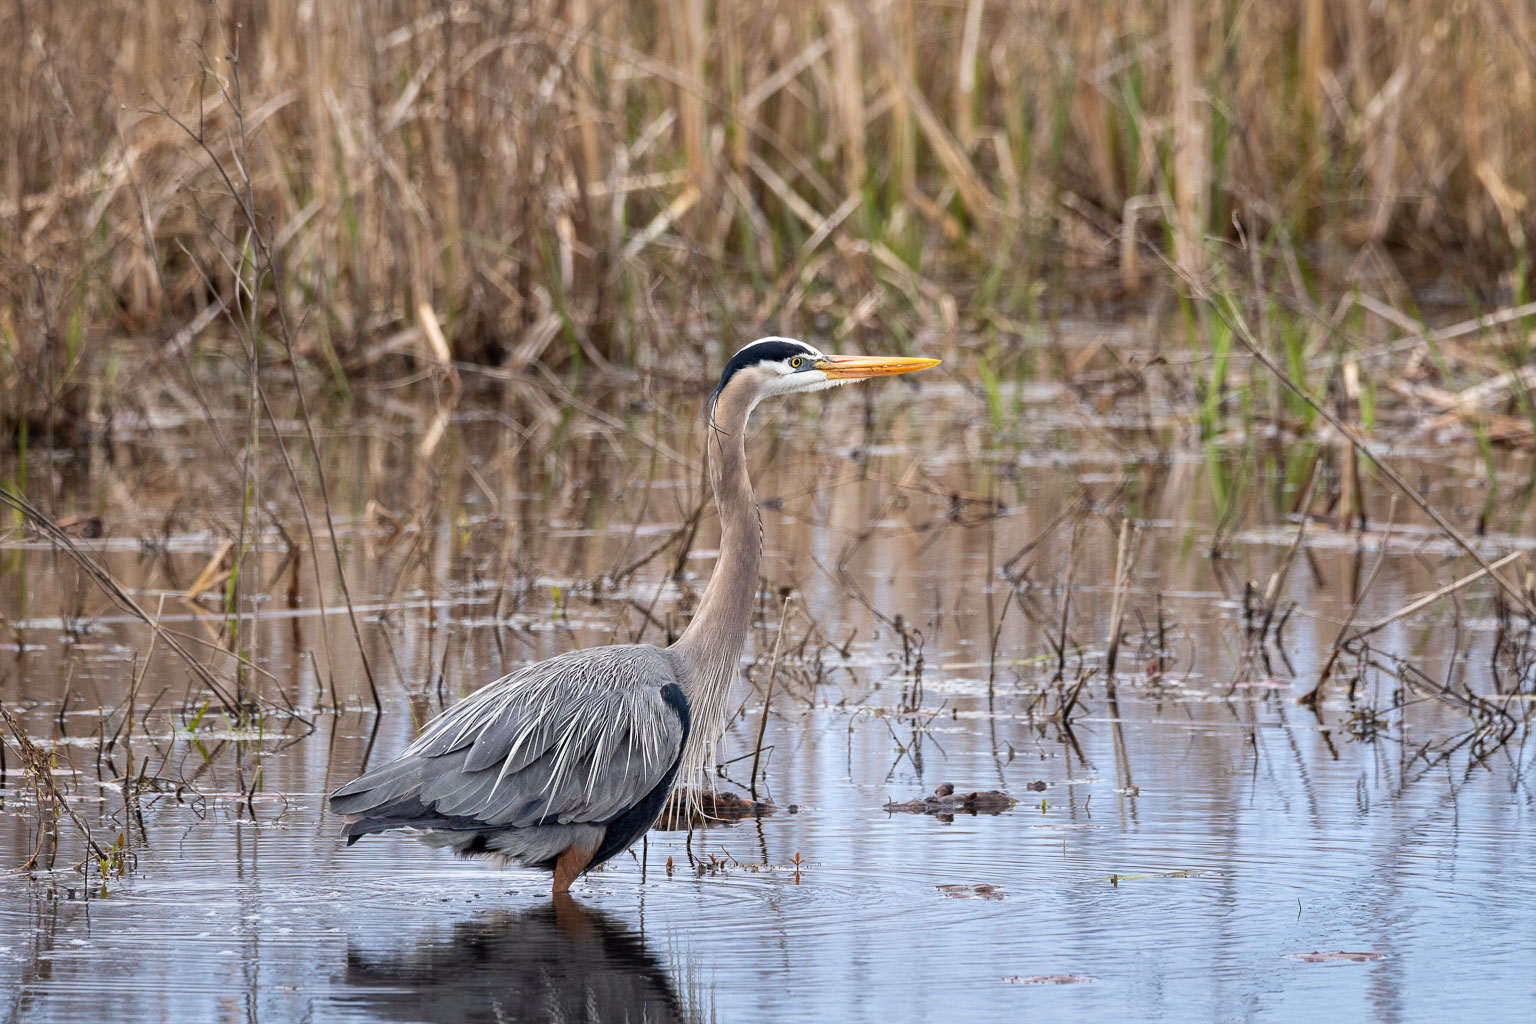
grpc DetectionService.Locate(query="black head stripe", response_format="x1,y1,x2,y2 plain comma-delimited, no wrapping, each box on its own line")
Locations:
702,338,818,420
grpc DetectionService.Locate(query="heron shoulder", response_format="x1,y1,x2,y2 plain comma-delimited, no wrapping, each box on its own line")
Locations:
502,642,681,692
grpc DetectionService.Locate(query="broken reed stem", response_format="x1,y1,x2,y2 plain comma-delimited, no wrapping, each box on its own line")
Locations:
1338,359,1365,532
987,589,1013,695
1301,496,1399,707
1257,459,1321,640
749,595,792,803
1155,591,1168,675
1103,518,1140,680
986,472,1005,696
1357,551,1526,640
1057,666,1094,724
1053,518,1082,683
124,596,165,754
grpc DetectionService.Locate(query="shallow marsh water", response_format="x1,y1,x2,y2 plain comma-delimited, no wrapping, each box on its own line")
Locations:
1,358,1534,1022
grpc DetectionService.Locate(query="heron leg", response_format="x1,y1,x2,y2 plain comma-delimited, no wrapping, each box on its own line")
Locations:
551,838,599,895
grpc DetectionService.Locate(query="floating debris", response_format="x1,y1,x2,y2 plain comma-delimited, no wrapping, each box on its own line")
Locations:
1283,951,1387,963
1002,974,1097,985
936,883,1005,900
655,789,776,830
1028,823,1102,830
884,782,1015,816
1097,869,1210,885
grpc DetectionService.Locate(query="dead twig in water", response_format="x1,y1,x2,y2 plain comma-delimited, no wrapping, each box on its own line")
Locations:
749,596,792,802
1001,497,1082,580
1103,518,1142,682
1299,497,1398,707
1051,519,1082,683
1256,455,1321,643
1056,666,1095,725
0,702,110,867
1356,551,1527,640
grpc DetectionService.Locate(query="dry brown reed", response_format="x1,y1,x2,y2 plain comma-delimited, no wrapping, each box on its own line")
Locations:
8,0,1536,432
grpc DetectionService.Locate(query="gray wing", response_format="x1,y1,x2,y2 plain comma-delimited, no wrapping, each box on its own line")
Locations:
330,644,687,835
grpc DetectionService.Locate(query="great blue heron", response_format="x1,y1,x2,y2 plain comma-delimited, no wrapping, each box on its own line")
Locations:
329,337,939,894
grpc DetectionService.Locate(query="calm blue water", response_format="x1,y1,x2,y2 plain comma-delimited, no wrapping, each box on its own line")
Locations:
2,687,1531,1023
2,382,1534,1023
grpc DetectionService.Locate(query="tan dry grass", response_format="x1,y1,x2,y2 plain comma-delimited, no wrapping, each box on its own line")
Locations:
4,1,1536,430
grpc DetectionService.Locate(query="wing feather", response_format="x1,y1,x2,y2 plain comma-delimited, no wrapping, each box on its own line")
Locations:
330,645,686,834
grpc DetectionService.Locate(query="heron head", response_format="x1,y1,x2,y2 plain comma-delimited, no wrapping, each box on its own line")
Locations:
705,337,940,424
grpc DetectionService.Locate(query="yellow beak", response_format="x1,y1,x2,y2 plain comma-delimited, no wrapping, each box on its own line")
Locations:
814,354,942,379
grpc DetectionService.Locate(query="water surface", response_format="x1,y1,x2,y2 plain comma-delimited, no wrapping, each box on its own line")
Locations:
2,360,1533,1022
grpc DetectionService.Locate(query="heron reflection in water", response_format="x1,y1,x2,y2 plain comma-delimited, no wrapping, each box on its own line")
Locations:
341,899,698,1024
330,339,939,893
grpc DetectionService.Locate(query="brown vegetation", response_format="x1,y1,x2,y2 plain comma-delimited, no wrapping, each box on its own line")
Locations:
6,1,1536,435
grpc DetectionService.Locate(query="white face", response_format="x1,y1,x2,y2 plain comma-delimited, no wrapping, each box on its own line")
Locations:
709,336,937,428
709,335,938,428
730,336,851,401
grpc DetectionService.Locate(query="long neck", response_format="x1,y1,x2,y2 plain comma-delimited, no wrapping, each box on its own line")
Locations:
671,400,761,672
667,382,762,786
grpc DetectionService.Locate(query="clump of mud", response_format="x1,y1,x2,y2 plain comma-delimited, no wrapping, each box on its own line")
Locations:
884,782,1015,816
656,789,777,829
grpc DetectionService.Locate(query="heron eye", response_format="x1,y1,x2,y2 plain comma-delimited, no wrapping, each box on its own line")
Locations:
790,356,803,369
